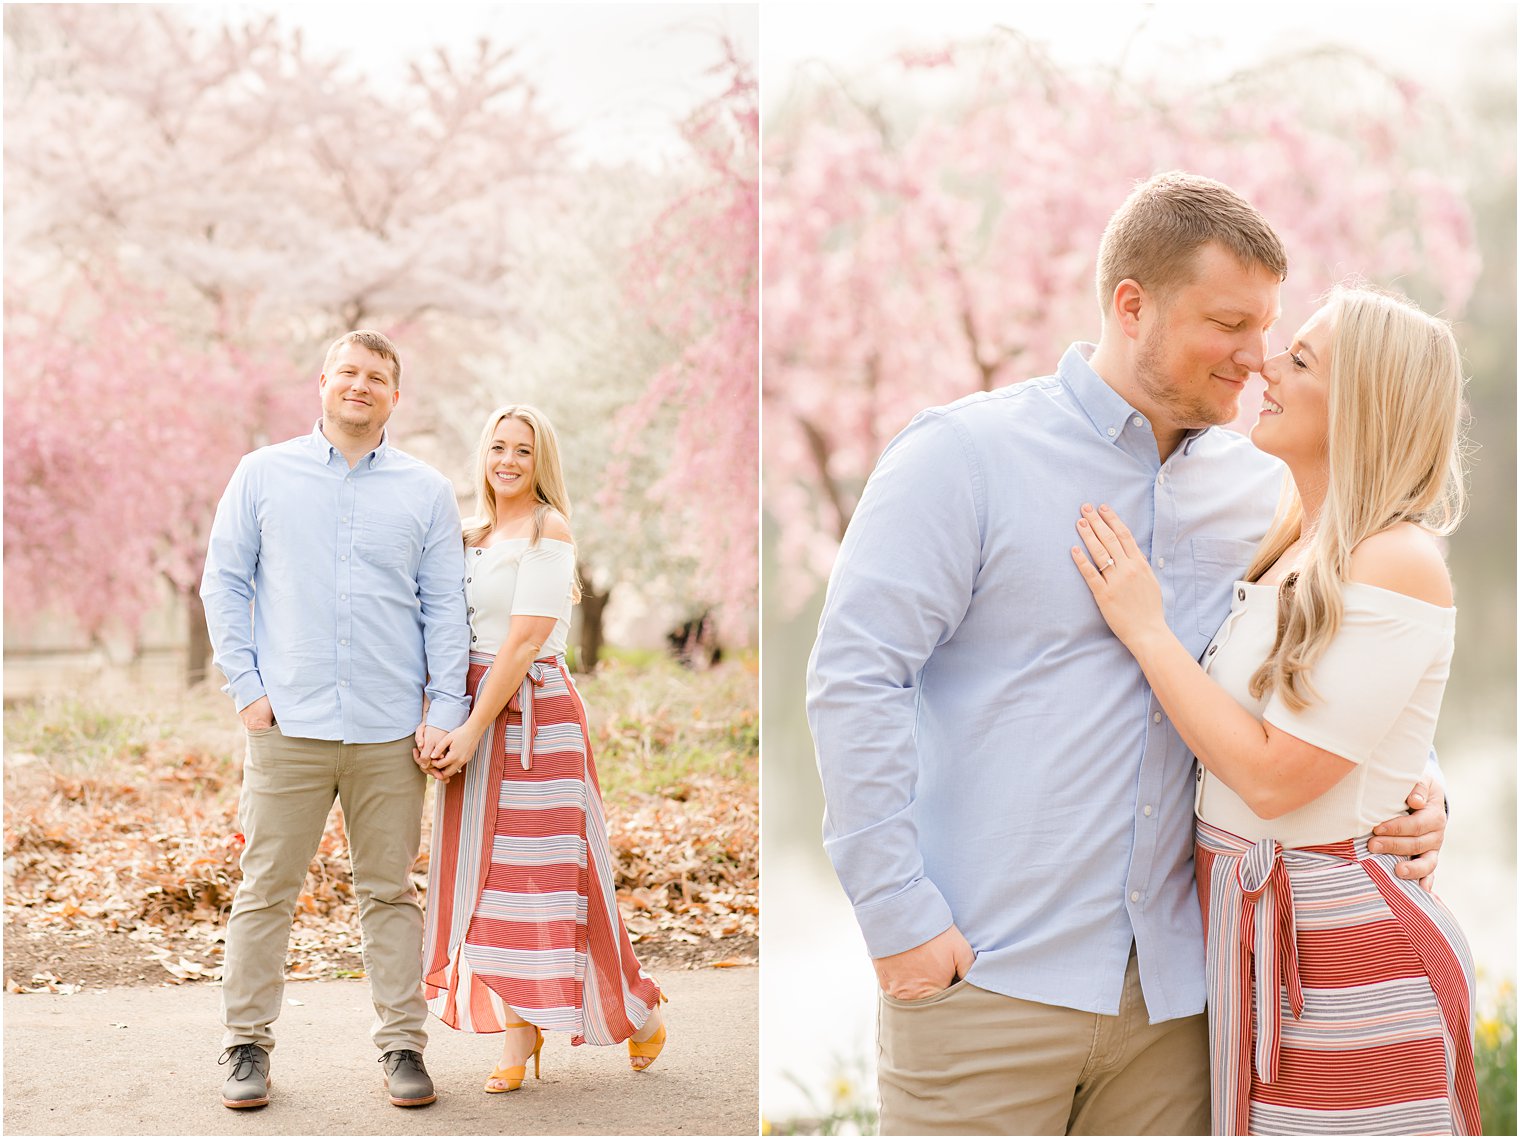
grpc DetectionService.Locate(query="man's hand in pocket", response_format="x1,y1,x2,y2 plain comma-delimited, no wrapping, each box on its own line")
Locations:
239,696,275,732
873,924,975,1001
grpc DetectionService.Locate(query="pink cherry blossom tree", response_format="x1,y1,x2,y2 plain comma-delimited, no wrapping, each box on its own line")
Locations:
4,5,564,679
601,42,759,641
763,31,1481,606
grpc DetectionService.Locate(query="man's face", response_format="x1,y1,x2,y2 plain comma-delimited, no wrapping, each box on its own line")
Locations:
1132,243,1282,434
318,342,399,436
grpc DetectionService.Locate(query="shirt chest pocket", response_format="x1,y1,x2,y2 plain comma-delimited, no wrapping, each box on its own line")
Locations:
357,514,419,572
1191,536,1258,637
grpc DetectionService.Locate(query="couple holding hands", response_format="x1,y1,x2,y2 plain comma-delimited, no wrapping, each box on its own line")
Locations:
201,330,666,1109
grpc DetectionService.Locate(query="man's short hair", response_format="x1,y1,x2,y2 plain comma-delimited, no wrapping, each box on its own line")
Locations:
323,329,402,387
1096,172,1288,315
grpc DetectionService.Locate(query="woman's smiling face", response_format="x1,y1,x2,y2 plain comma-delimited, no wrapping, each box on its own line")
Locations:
487,416,537,504
1251,304,1333,472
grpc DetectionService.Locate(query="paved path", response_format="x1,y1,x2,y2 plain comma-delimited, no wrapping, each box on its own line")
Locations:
3,968,757,1136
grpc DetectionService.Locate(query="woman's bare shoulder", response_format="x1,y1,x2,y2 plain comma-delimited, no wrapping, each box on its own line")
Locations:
540,509,574,544
1346,523,1453,606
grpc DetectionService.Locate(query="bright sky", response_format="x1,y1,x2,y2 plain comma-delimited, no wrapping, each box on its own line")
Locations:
761,1,1516,101
195,4,758,165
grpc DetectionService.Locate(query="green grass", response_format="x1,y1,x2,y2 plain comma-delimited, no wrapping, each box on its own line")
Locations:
1478,978,1517,1136
3,684,241,777
2,652,759,808
580,651,757,801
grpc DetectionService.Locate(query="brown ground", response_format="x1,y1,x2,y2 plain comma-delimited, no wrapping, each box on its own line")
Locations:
4,917,757,990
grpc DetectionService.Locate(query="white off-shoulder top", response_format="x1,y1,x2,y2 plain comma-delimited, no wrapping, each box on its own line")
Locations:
1196,580,1456,847
463,537,576,658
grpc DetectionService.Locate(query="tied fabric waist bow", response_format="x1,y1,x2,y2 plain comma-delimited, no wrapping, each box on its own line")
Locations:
505,659,551,770
1235,838,1305,1085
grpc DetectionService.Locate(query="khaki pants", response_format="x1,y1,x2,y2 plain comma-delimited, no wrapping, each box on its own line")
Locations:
878,950,1209,1135
220,726,428,1054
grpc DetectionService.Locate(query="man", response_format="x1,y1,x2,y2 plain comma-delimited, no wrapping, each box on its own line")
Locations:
806,173,1447,1135
201,330,469,1110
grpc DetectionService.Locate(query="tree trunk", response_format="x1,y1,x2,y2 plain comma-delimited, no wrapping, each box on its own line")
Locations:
575,562,610,674
185,585,212,687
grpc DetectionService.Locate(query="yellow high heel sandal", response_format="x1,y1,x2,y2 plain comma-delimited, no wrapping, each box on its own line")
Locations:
628,994,669,1073
485,1020,543,1093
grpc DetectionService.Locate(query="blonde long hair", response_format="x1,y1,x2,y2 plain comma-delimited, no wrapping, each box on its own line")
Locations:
463,404,582,602
1246,286,1467,711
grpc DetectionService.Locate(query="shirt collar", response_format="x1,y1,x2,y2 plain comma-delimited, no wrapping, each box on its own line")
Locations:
1058,343,1210,455
307,419,390,468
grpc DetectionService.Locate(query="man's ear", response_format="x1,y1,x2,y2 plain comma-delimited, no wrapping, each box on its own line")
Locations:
1111,278,1147,342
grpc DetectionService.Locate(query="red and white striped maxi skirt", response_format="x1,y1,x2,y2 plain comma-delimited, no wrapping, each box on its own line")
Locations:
1196,819,1479,1136
421,652,662,1046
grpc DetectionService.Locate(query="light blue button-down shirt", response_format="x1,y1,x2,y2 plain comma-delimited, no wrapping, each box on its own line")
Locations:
201,422,471,744
807,344,1286,1022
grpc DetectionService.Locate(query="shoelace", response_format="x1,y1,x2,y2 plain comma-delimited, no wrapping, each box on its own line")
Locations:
380,1049,426,1075
219,1044,265,1082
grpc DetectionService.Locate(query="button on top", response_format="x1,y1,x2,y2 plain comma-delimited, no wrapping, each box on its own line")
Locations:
1132,416,1144,427
1143,804,1153,817
1153,712,1162,723
1129,890,1141,903
1157,473,1166,485
1157,557,1166,569
1207,644,1218,656
1107,427,1117,437
475,548,483,556
466,577,472,583
340,554,348,561
1237,588,1246,600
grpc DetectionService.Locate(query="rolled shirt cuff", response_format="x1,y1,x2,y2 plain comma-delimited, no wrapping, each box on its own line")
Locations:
853,876,956,960
423,696,469,733
228,674,267,714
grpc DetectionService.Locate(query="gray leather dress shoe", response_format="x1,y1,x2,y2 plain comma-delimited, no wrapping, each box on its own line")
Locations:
220,1043,271,1109
380,1049,436,1106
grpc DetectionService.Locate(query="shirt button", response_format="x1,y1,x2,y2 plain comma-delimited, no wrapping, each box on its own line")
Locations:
471,635,477,643
1132,416,1143,427
1152,712,1162,723
1129,891,1141,903
341,679,349,687
468,607,475,614
1157,472,1166,485
341,516,349,523
1237,588,1246,600
475,548,483,556
340,554,348,561
1143,804,1153,817
467,577,472,583
1107,427,1117,437
1157,557,1165,569
1197,768,1204,782
1207,644,1218,656
340,594,348,601
340,639,348,646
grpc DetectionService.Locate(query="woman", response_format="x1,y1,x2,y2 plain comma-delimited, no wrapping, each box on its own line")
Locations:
418,404,666,1093
1069,286,1477,1135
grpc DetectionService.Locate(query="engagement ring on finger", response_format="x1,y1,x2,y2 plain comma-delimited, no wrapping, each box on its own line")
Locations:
1099,558,1115,573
